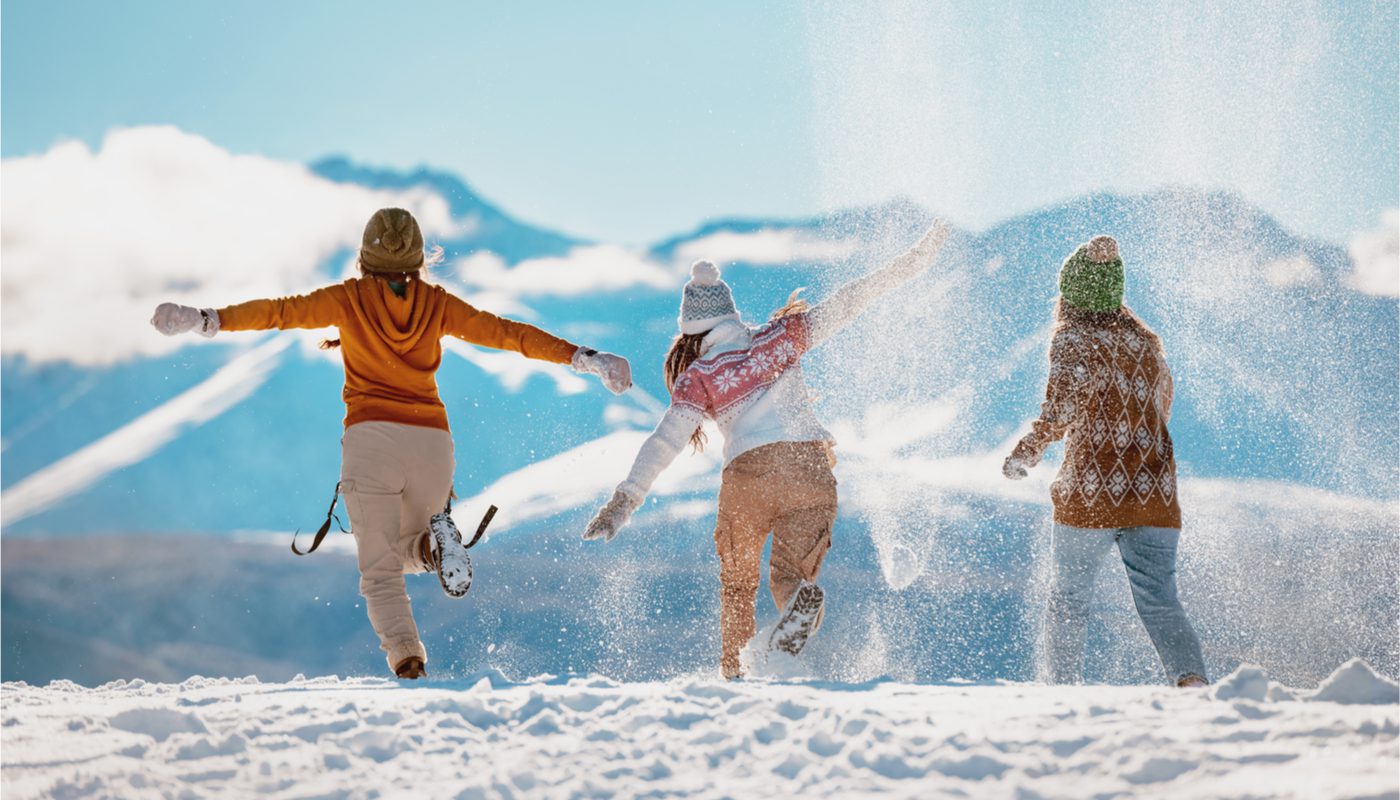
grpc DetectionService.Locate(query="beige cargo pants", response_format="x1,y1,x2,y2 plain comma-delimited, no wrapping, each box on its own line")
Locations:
714,440,838,678
340,421,455,672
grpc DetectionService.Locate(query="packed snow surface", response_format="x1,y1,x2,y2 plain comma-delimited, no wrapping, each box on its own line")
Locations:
3,662,1395,799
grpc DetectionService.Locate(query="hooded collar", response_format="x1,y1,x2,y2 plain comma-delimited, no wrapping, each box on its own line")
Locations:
698,318,752,358
343,276,442,355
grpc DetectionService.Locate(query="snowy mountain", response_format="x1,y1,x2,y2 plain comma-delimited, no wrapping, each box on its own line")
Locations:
310,157,581,262
2,171,1393,537
1,161,1396,688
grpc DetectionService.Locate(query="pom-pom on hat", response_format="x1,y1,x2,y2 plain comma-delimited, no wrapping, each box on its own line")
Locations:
1059,235,1124,313
679,260,740,335
360,208,426,273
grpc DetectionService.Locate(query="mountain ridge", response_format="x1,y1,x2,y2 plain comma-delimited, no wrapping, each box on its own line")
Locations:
1,159,1394,536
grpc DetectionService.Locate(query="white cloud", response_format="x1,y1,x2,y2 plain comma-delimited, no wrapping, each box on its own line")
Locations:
672,228,859,268
454,245,675,297
0,126,454,365
441,338,588,395
449,229,862,306
1346,210,1399,297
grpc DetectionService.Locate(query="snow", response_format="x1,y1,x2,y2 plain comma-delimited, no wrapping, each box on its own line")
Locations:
1211,665,1283,703
1205,660,1400,707
1310,658,1400,706
4,663,1395,799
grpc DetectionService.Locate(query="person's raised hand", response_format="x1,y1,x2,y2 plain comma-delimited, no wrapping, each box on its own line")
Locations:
151,303,218,337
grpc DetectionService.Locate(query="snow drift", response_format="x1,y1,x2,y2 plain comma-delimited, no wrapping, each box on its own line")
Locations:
2,661,1395,799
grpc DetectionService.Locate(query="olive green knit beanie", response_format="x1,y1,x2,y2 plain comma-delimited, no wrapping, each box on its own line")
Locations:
360,208,425,273
1059,235,1124,312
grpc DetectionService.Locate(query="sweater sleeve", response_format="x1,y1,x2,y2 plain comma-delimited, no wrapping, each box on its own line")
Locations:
216,285,347,331
616,404,707,502
1157,358,1175,425
1011,331,1088,466
442,292,579,364
806,238,944,347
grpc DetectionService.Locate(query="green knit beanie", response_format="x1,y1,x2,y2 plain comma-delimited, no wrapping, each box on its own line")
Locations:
1059,239,1124,313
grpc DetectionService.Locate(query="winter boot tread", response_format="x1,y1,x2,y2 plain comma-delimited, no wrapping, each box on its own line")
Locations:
430,510,473,598
769,581,825,657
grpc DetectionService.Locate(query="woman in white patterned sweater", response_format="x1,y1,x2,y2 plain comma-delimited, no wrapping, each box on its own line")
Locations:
584,222,950,679
1003,235,1208,688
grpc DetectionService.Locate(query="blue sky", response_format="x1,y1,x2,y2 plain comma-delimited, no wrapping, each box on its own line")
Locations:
3,0,1396,244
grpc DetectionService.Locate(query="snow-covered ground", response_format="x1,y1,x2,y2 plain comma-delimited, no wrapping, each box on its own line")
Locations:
4,661,1395,799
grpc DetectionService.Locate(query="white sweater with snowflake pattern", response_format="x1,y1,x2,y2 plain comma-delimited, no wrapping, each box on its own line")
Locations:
615,247,939,503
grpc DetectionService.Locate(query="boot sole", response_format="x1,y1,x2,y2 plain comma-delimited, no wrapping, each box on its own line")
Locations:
769,583,825,657
431,513,473,599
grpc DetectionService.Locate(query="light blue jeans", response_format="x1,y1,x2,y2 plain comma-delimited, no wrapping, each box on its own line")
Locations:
1043,524,1207,685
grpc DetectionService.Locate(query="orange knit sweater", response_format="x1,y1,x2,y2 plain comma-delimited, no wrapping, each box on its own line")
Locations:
217,278,579,431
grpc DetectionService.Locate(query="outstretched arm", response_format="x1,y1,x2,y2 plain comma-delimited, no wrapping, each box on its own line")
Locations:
444,293,632,393
806,220,950,347
1004,332,1086,479
583,405,706,542
150,285,348,337
444,293,578,363
216,285,348,332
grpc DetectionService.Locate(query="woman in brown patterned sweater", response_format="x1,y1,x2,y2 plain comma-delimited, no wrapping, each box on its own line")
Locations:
1003,235,1208,688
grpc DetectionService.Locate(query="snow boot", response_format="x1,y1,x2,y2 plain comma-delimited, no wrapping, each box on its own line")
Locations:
1176,673,1209,688
429,510,473,598
768,581,825,657
394,656,427,680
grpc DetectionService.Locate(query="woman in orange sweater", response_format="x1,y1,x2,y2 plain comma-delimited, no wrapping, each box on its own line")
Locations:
151,208,631,678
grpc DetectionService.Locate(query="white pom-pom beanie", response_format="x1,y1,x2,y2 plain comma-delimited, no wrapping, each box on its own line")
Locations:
679,260,740,335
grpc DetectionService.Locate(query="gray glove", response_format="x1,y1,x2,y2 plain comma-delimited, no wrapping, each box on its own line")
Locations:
1002,454,1031,480
583,489,641,542
151,303,219,337
572,348,632,395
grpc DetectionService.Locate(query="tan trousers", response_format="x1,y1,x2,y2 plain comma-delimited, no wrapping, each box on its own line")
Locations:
714,440,837,678
340,421,455,672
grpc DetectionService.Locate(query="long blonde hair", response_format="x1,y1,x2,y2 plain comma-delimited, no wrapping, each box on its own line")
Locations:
662,288,811,452
320,247,445,350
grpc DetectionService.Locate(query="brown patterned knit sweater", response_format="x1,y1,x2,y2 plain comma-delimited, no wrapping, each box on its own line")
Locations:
1012,308,1182,529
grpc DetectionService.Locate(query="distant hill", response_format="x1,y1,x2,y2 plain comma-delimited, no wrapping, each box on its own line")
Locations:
1,163,1394,538
2,161,1395,690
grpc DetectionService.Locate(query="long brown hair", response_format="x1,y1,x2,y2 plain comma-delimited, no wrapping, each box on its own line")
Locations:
663,333,709,451
662,288,811,452
1053,298,1165,357
319,247,444,349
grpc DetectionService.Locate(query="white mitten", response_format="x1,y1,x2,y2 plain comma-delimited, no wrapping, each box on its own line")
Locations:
583,489,641,542
572,348,632,394
887,220,952,280
1002,454,1030,480
151,303,219,338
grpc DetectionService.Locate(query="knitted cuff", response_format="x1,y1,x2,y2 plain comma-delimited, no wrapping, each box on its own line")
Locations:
616,481,647,505
384,638,427,673
197,308,220,338
570,346,598,373
1009,437,1042,468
